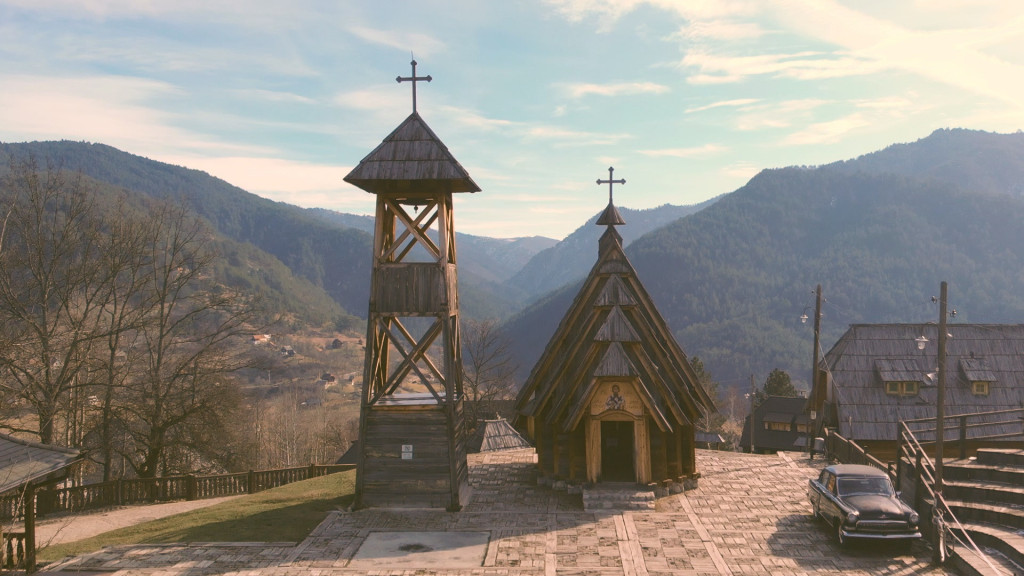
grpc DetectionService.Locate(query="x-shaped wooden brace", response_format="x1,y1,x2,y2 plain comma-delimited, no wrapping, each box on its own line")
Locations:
369,317,446,405
380,199,441,263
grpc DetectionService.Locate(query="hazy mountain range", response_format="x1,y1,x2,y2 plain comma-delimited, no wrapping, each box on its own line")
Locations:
4,128,1024,393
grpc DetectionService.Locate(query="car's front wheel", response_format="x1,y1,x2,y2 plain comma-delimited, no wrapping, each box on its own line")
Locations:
834,521,847,547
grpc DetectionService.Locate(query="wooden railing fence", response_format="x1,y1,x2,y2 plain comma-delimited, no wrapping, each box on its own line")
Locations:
823,429,889,473
0,532,25,570
0,463,354,524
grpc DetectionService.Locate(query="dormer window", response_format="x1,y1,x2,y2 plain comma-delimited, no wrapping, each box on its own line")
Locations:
875,358,922,397
886,381,919,396
960,358,995,397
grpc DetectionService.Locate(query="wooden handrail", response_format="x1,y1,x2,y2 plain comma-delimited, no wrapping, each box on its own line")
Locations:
1,464,355,523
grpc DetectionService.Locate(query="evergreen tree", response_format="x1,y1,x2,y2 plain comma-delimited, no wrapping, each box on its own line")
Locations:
755,368,799,407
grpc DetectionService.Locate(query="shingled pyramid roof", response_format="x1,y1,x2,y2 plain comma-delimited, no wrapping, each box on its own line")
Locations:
515,222,715,434
467,417,533,453
344,112,480,195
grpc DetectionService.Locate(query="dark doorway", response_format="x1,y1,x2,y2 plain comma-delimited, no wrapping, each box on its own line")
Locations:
601,420,635,482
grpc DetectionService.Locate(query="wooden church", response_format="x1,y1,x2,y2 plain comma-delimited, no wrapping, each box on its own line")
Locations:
345,60,476,510
515,169,715,487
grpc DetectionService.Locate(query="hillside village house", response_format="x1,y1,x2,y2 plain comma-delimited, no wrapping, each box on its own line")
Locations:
739,395,810,454
515,172,715,489
819,323,1024,461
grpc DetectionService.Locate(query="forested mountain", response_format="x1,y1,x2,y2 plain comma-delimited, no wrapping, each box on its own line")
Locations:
505,129,1024,391
0,141,371,321
8,129,1024,396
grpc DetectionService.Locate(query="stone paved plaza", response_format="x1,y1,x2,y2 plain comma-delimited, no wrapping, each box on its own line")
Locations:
45,449,958,576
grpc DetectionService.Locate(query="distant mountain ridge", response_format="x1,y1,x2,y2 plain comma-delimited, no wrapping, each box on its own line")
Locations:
9,129,1022,394
504,129,1024,389
510,200,718,297
0,140,697,326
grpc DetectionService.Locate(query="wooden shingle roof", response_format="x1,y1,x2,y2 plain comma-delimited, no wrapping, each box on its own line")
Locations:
822,324,1024,442
467,418,533,453
515,221,715,433
344,112,480,195
0,432,81,495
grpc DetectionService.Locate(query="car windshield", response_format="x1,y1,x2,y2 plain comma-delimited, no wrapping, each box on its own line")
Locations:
837,476,894,497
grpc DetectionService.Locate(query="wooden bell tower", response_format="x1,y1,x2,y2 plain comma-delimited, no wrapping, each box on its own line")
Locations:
344,59,479,510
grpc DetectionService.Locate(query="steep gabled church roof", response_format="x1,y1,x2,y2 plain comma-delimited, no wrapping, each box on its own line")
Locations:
344,112,480,195
515,214,714,434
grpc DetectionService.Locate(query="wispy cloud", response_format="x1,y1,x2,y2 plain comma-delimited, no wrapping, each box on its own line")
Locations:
437,105,517,131
780,112,872,146
639,144,727,158
333,87,408,114
560,81,670,99
673,19,766,41
682,50,883,84
524,125,633,146
686,98,760,113
733,99,828,131
0,75,240,156
347,26,446,57
234,89,315,104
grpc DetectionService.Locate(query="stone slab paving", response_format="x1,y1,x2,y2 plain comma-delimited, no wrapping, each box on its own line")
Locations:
44,449,958,576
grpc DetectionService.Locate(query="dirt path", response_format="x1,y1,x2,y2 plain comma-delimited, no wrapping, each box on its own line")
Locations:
17,496,241,547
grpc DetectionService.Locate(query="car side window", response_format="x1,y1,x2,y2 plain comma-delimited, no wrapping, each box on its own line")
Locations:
826,473,837,495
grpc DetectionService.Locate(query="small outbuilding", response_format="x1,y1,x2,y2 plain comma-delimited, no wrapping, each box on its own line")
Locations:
0,432,82,571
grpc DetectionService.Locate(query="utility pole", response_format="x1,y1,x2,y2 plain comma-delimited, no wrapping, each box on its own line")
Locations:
933,280,949,564
811,284,822,445
750,374,756,454
935,281,948,494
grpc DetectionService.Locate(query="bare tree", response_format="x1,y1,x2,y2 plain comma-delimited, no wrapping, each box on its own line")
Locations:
117,204,259,478
461,318,518,426
86,199,156,480
0,158,110,445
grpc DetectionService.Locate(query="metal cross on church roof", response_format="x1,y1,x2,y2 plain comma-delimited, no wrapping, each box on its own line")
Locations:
596,166,626,204
396,57,432,113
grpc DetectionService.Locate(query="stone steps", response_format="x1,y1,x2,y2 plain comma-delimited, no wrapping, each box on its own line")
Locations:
944,448,1024,574
976,449,1024,469
951,521,1024,576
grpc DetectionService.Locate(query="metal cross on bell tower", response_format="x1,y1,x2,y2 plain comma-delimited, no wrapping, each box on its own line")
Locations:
396,57,432,113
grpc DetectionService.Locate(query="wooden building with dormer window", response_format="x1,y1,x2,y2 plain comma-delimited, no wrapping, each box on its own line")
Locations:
514,169,715,486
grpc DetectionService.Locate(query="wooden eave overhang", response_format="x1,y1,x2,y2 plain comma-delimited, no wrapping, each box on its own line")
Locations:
0,433,83,495
344,112,481,195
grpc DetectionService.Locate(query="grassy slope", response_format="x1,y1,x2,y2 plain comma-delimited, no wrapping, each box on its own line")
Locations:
39,470,356,563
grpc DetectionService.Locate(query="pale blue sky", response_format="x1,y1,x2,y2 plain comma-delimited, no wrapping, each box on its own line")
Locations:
1,0,1022,239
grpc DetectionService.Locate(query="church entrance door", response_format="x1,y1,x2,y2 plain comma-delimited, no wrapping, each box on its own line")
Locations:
600,420,635,482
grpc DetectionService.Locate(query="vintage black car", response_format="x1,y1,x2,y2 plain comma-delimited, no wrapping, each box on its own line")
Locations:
808,464,921,546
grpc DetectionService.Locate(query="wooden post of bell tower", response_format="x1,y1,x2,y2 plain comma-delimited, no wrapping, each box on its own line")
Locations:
344,60,479,510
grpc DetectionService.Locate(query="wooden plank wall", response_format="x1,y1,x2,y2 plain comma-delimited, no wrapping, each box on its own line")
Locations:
362,406,459,508
374,265,444,314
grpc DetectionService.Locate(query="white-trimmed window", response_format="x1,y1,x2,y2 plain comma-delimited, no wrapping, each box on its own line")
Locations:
972,381,990,396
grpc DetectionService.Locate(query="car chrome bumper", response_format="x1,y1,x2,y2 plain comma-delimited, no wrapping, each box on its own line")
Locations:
840,528,922,540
